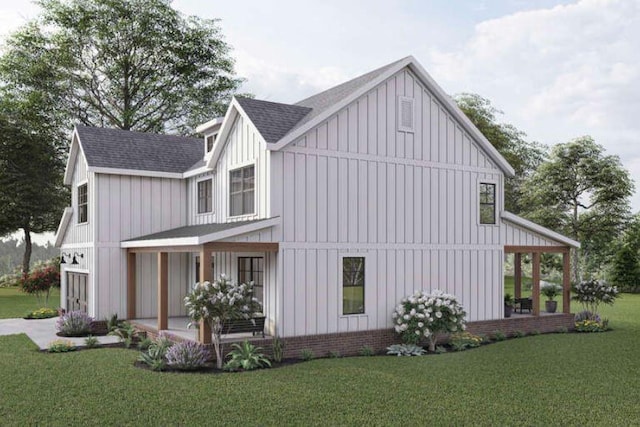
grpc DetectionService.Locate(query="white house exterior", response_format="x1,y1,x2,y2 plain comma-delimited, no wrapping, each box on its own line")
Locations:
55,56,579,346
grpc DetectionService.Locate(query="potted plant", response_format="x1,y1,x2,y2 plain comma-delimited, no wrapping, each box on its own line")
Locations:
541,283,561,313
504,293,514,318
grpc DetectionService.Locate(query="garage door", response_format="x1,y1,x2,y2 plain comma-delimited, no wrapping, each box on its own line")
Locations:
66,272,88,313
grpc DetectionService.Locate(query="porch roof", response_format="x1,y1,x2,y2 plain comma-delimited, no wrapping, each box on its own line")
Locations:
121,217,280,248
501,211,580,249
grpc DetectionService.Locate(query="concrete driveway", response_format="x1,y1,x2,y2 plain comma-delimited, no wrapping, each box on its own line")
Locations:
0,317,120,349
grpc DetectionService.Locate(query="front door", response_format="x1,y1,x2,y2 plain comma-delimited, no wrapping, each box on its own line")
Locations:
66,272,88,313
237,257,264,306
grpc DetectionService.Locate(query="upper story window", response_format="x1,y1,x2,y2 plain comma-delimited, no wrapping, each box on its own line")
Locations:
197,179,213,214
229,165,255,216
78,183,88,223
343,257,365,315
479,182,496,224
206,134,216,153
397,96,415,133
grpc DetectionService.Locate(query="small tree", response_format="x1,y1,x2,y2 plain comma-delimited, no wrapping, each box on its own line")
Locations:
572,279,619,318
184,275,261,369
392,290,466,352
20,262,60,306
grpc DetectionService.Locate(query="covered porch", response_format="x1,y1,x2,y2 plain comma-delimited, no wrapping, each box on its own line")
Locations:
121,218,280,344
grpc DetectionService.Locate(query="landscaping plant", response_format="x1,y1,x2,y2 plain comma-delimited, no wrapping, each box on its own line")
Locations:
19,263,60,307
392,290,466,352
448,332,483,351
24,307,58,319
184,275,262,369
84,336,100,348
300,349,315,361
165,341,210,371
109,322,138,348
386,344,426,356
271,336,284,363
224,341,271,371
48,339,76,353
138,335,173,371
359,346,375,356
572,280,618,330
56,310,93,336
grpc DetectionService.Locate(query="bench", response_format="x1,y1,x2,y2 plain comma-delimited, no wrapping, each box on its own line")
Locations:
221,316,266,338
514,298,533,314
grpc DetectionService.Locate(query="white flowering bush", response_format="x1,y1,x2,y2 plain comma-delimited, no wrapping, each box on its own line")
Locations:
184,274,262,369
572,279,618,317
392,290,466,352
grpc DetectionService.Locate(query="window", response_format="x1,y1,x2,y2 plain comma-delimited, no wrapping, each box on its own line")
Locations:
206,134,216,152
197,179,212,214
238,257,264,306
397,96,415,133
343,257,365,315
479,183,496,224
77,183,88,223
229,165,255,216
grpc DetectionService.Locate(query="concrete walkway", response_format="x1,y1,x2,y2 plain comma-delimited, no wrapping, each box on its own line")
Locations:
0,317,120,350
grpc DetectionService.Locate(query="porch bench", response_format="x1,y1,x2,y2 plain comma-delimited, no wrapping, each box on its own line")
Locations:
222,316,266,338
514,298,533,314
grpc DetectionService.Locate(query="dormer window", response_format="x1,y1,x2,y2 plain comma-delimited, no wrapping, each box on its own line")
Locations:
206,134,216,152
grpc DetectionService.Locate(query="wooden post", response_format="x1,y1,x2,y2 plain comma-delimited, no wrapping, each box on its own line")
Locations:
157,252,168,331
198,246,212,344
563,250,571,314
514,253,522,299
127,251,136,319
532,252,541,316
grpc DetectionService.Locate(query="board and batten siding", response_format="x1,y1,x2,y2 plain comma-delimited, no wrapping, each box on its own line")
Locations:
61,150,93,245
134,253,190,318
187,172,216,225
271,67,505,336
502,221,564,247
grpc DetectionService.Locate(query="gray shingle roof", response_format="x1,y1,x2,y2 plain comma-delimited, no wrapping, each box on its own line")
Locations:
235,98,311,143
124,219,273,242
76,125,203,173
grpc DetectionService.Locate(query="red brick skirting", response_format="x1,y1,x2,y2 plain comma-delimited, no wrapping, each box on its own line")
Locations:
133,314,575,361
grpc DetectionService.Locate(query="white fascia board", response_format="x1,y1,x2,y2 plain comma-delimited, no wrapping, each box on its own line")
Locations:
269,56,414,152
63,129,81,186
121,236,200,248
183,166,214,179
88,167,183,179
407,60,515,177
195,117,224,134
54,207,73,248
197,217,281,244
501,211,581,248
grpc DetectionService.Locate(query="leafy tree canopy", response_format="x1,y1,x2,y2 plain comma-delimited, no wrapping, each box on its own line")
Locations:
1,0,244,134
455,93,547,214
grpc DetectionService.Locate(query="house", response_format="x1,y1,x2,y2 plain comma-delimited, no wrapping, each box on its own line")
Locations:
55,56,579,352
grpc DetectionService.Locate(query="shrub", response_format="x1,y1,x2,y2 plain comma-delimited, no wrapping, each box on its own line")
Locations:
109,322,138,348
572,279,618,316
328,350,341,358
48,339,76,353
138,335,173,371
20,263,60,307
386,344,425,356
541,283,562,301
224,341,271,371
56,311,93,336
271,336,284,363
24,307,58,319
106,313,125,332
166,341,210,370
575,310,600,322
84,336,100,348
514,330,526,338
531,329,541,336
392,290,466,352
449,332,483,351
556,326,568,334
359,346,375,356
493,330,506,341
137,337,153,351
300,349,315,361
575,319,609,332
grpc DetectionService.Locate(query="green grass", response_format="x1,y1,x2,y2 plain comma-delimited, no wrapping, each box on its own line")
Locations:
1,295,639,425
0,287,61,319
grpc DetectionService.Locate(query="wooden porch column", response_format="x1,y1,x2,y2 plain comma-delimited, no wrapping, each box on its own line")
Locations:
157,252,168,331
514,253,522,299
562,250,571,314
127,251,136,319
198,246,212,344
532,252,541,316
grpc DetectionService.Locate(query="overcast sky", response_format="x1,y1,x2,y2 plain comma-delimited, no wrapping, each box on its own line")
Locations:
1,0,638,244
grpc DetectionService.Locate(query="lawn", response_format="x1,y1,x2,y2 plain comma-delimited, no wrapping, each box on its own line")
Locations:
1,296,639,425
0,287,61,319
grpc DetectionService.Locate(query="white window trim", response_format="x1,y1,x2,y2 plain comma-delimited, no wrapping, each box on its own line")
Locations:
397,95,415,133
477,178,499,226
339,252,369,318
196,176,214,215
228,162,257,219
76,180,89,225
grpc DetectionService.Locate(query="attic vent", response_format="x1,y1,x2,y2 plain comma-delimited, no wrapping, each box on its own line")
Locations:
398,96,415,133
206,134,216,152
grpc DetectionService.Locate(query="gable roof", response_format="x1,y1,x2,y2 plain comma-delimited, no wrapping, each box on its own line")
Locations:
235,98,311,143
502,211,580,248
75,125,202,174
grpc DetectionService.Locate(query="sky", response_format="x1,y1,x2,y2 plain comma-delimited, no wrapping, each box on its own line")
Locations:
1,0,639,245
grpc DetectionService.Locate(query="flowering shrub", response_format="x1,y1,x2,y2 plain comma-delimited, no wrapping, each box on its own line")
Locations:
392,290,466,352
24,307,58,319
20,264,60,306
574,310,600,323
572,279,618,316
184,274,262,369
575,319,609,332
449,332,483,351
166,341,210,371
56,310,93,336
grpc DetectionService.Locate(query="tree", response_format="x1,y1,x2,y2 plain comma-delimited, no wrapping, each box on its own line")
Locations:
1,0,243,134
455,93,547,214
521,136,634,282
610,214,640,292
